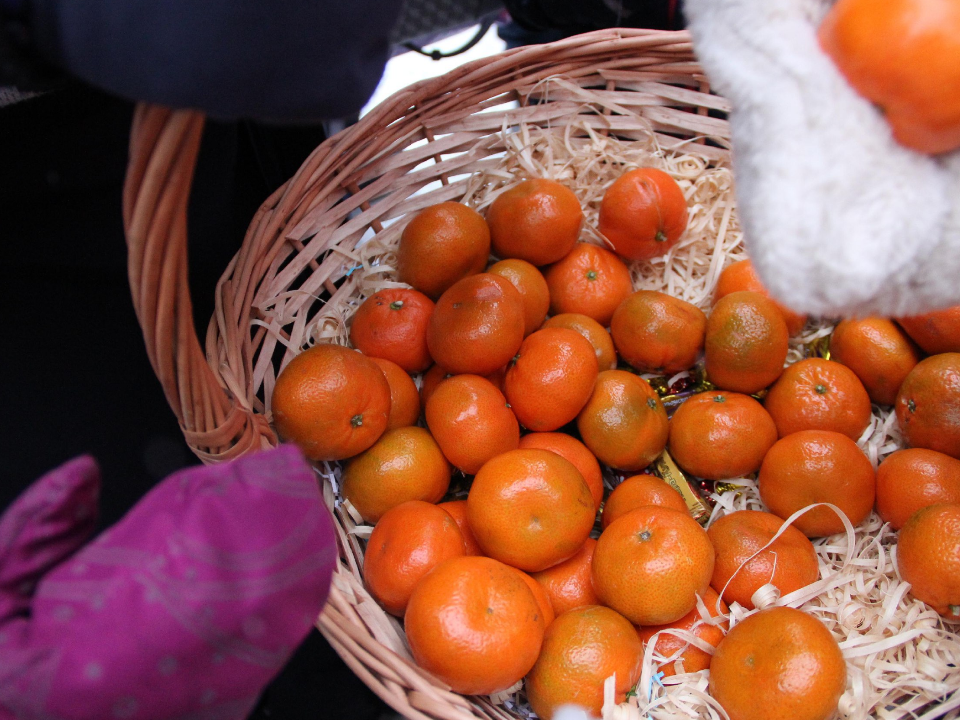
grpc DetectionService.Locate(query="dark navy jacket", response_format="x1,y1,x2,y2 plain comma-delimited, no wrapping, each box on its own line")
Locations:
2,0,405,121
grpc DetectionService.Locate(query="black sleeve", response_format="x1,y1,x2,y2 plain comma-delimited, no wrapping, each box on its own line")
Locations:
504,0,683,34
1,0,65,93
23,0,404,122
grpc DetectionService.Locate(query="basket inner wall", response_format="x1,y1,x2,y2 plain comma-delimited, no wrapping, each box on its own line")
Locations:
182,30,960,720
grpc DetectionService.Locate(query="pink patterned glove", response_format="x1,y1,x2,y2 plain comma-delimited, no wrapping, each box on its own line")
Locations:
0,444,337,719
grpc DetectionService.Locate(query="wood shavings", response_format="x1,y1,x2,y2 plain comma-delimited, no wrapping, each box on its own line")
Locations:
319,115,958,720
633,481,960,720
460,121,958,720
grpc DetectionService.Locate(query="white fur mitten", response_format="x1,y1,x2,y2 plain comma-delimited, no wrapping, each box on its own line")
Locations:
683,0,960,317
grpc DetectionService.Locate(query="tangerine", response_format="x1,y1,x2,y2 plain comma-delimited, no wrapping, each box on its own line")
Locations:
369,357,420,431
705,291,789,394
396,201,490,299
513,568,556,629
483,364,508,394
592,506,715,626
577,370,669,472
819,0,960,154
504,327,599,432
530,537,601,616
758,429,876,537
427,273,525,377
876,448,960,529
601,475,687,530
897,305,960,354
363,500,465,616
526,606,643,720
714,259,807,336
341,426,451,524
467,448,595,572
419,363,451,409
897,503,960,620
271,344,391,461
421,364,506,409
543,242,633,326
486,178,583,266
438,499,484,556
542,312,618,370
709,607,846,720
668,391,778,480
425,374,520,475
487,258,551,336
636,587,729,676
404,555,546,694
518,432,605,512
707,510,820,609
610,290,707,375
598,168,689,261
830,317,922,406
763,358,873,440
895,353,960,459
349,288,434,373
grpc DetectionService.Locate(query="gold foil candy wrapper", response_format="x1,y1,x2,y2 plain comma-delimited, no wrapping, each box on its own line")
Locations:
652,449,711,527
805,335,832,360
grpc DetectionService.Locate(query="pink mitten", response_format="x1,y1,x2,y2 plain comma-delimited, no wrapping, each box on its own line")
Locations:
0,444,337,720
0,455,100,624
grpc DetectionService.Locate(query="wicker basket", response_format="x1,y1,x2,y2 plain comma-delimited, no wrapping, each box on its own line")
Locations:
123,28,733,720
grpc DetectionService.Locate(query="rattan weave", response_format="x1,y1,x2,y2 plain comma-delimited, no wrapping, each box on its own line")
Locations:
122,28,732,720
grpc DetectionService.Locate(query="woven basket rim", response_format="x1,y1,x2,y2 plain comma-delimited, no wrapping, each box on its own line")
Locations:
123,27,732,720
124,27,727,719
122,25,960,720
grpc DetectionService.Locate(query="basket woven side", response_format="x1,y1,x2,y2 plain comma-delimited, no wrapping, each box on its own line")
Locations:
122,27,733,720
224,29,726,439
123,106,277,462
123,29,725,463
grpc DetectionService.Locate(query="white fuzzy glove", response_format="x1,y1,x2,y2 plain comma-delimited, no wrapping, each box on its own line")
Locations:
683,0,960,318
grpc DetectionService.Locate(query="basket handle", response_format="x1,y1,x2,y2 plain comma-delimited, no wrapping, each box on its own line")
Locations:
123,103,277,463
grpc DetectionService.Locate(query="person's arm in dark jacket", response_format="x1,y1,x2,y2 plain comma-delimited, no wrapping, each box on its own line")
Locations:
504,0,684,35
2,0,404,122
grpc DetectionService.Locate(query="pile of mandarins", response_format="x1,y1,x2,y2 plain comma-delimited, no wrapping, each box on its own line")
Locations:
270,169,960,720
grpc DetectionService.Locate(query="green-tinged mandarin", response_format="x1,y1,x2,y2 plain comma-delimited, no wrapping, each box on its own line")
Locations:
577,370,668,471
705,291,789,394
341,426,451,524
526,606,643,720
